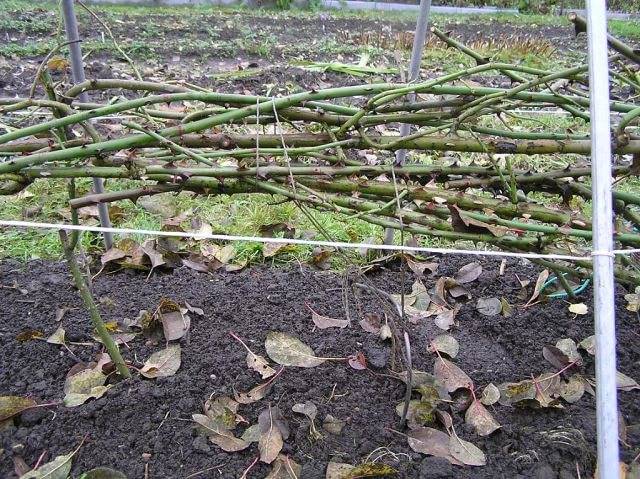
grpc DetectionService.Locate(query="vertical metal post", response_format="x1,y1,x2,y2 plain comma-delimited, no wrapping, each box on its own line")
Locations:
61,0,114,249
585,1,620,478
395,0,432,166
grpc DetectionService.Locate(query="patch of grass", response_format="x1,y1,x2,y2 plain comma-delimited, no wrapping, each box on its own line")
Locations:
610,20,640,40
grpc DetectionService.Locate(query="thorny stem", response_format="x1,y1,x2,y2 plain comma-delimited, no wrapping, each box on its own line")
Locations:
59,231,131,379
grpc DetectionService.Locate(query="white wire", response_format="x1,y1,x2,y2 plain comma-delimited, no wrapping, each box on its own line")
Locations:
1,218,635,262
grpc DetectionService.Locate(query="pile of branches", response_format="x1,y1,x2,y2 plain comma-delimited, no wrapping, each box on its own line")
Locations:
1,17,639,286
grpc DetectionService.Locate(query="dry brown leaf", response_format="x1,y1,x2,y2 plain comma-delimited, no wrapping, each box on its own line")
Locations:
265,332,325,368
464,400,500,436
307,305,349,330
434,358,473,393
140,344,181,378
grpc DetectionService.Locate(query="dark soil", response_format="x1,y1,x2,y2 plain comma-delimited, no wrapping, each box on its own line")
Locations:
1,256,639,478
0,5,586,99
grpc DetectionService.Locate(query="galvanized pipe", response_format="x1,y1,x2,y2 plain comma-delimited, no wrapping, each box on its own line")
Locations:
61,0,114,249
586,0,620,477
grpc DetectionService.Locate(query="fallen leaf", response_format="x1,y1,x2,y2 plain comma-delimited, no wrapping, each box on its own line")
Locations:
204,396,241,429
0,396,36,421
46,327,66,345
63,368,110,407
449,434,486,466
407,426,452,459
193,414,249,452
258,406,285,464
140,344,181,378
234,371,282,404
265,455,302,479
78,467,127,479
617,371,640,391
464,400,500,436
476,297,502,316
247,352,277,379
578,335,596,355
326,462,355,479
100,248,127,266
624,287,640,312
568,303,588,315
434,358,473,392
406,257,438,277
160,311,190,341
555,339,582,365
141,239,166,275
359,313,382,334
322,414,345,435
395,400,435,428
292,401,317,421
347,352,367,370
265,332,325,367
433,308,457,331
379,324,393,341
21,452,73,479
454,262,482,284
241,424,261,443
308,305,349,329
543,345,574,371
480,383,500,406
500,297,513,317
560,375,586,403
428,335,459,358
55,307,71,322
263,242,290,258
525,269,550,306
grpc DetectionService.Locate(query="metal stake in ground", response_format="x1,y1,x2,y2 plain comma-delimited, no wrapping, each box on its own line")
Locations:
383,0,431,245
585,1,620,478
395,0,432,167
60,0,114,249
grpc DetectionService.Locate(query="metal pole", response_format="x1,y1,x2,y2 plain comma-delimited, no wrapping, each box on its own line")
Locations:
585,1,620,477
395,0,432,166
383,0,431,244
61,0,114,249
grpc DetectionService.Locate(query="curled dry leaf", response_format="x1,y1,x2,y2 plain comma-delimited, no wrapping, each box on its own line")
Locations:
46,327,66,345
525,269,550,306
434,358,473,393
265,455,302,479
265,331,325,368
449,434,486,466
476,297,502,317
140,344,181,378
292,401,317,422
359,313,382,335
204,396,241,430
464,400,500,436
406,257,438,277
379,324,393,341
568,303,588,315
247,352,276,380
480,383,500,406
308,305,349,330
235,368,282,404
63,368,110,407
617,371,640,391
0,396,36,421
395,400,436,429
500,297,512,317
454,262,482,284
347,352,367,370
578,335,596,356
192,413,249,452
428,335,459,359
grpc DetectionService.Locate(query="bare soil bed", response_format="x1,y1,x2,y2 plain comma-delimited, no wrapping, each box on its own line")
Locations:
1,256,638,478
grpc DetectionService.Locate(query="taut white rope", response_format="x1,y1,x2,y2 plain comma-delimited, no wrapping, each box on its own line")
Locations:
2,218,637,262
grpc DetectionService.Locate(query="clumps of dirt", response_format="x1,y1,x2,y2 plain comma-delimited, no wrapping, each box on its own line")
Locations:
0,256,638,478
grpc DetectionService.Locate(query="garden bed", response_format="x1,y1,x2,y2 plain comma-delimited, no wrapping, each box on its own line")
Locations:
1,256,638,478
